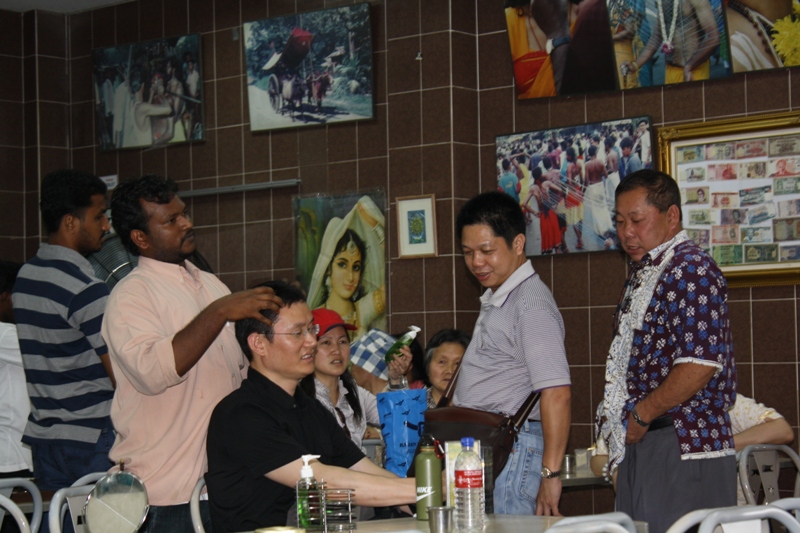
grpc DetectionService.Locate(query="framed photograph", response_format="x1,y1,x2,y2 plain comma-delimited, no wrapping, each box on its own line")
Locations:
496,115,652,256
658,110,800,287
396,195,438,259
606,0,730,89
725,1,800,75
243,3,373,132
503,0,616,99
92,34,204,150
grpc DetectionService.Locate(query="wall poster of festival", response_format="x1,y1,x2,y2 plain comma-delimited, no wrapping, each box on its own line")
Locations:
677,131,800,269
495,115,652,256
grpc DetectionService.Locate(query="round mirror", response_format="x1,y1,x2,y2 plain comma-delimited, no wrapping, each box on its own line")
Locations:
83,471,149,533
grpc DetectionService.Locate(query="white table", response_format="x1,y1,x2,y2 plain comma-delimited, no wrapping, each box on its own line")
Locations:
242,514,647,533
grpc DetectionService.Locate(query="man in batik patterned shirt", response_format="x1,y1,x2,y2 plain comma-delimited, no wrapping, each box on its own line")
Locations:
596,169,737,533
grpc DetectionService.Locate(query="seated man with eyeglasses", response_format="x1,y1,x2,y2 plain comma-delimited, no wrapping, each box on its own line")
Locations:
205,281,416,533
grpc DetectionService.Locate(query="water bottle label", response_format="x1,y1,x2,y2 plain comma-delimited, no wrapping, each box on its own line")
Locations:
416,486,435,502
455,469,483,489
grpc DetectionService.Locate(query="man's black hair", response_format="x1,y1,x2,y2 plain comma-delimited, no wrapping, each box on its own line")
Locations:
235,281,306,361
456,191,526,247
616,169,683,220
40,169,108,234
620,136,635,150
0,261,21,294
111,175,179,255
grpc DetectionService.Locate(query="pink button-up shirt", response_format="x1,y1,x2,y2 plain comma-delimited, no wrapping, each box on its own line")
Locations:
102,256,247,505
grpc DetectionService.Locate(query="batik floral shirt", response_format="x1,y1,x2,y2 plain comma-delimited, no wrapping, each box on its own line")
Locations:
621,236,737,459
598,232,738,471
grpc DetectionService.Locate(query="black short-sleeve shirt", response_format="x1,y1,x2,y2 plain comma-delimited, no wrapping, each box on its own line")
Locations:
206,368,365,533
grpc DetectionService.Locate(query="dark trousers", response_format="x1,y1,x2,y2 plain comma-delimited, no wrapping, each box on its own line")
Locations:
139,501,212,533
616,426,736,533
32,427,115,533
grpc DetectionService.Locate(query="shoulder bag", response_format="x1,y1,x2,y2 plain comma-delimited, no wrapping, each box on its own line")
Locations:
416,365,540,482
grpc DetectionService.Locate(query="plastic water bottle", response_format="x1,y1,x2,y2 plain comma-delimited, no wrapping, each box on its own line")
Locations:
454,437,485,532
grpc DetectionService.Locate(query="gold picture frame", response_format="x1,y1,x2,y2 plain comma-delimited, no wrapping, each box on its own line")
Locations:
396,194,438,259
658,111,800,288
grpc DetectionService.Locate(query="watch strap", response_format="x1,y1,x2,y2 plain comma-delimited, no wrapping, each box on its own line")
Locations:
542,467,562,479
550,36,570,50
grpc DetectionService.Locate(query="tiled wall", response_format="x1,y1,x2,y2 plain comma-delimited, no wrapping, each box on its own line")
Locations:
1,0,799,516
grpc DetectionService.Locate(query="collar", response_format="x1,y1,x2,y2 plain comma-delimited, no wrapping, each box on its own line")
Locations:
628,230,688,270
38,243,97,279
481,260,535,308
136,255,203,284
247,367,307,410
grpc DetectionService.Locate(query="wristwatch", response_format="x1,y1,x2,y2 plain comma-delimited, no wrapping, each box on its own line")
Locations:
632,405,650,427
546,36,570,55
541,466,561,479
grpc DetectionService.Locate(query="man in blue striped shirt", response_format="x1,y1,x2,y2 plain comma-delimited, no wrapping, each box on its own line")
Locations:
12,169,116,496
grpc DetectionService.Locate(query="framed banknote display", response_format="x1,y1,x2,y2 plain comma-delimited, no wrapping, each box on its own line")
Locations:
658,111,800,287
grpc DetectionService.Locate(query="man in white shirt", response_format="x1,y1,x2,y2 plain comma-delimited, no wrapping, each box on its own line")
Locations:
0,261,33,478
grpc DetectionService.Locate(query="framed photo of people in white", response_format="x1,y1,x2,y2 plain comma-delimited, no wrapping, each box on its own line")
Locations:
659,110,800,287
495,115,653,257
92,33,204,150
243,2,374,132
396,195,438,259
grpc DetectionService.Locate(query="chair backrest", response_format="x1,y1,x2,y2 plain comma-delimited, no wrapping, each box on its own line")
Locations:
48,485,94,533
0,478,42,533
739,444,800,505
551,512,637,533
770,496,800,523
698,505,800,533
190,477,206,533
0,493,31,533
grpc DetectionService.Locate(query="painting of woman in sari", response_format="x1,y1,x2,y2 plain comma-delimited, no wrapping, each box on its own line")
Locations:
300,194,386,343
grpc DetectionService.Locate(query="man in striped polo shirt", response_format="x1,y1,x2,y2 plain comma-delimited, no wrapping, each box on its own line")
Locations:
12,169,116,495
453,191,571,516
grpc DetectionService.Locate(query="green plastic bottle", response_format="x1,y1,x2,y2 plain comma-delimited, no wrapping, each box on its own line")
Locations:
414,437,443,520
384,326,421,363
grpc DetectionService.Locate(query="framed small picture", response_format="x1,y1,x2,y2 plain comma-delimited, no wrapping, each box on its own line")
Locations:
396,195,438,259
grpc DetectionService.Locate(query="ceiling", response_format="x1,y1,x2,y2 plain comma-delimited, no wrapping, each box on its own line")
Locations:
0,0,129,13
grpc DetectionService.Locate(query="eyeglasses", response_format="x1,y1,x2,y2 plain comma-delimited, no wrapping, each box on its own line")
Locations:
272,324,320,340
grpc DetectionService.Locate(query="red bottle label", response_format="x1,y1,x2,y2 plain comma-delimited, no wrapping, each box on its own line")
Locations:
455,469,483,489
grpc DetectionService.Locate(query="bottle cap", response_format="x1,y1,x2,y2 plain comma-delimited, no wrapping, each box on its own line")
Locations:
461,437,474,447
300,454,320,479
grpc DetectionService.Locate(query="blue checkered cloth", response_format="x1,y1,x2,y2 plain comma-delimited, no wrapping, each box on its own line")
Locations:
350,329,397,380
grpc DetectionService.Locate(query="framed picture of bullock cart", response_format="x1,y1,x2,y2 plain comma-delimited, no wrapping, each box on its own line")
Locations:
243,2,374,132
659,110,800,287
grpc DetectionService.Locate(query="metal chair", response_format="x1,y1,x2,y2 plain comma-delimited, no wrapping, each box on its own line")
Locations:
190,477,206,533
57,472,107,529
48,485,94,533
0,478,42,533
697,505,800,533
548,512,637,533
0,493,31,533
771,497,800,522
739,444,800,505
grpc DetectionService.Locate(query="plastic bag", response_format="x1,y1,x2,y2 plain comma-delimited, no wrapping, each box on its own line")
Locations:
376,389,426,477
